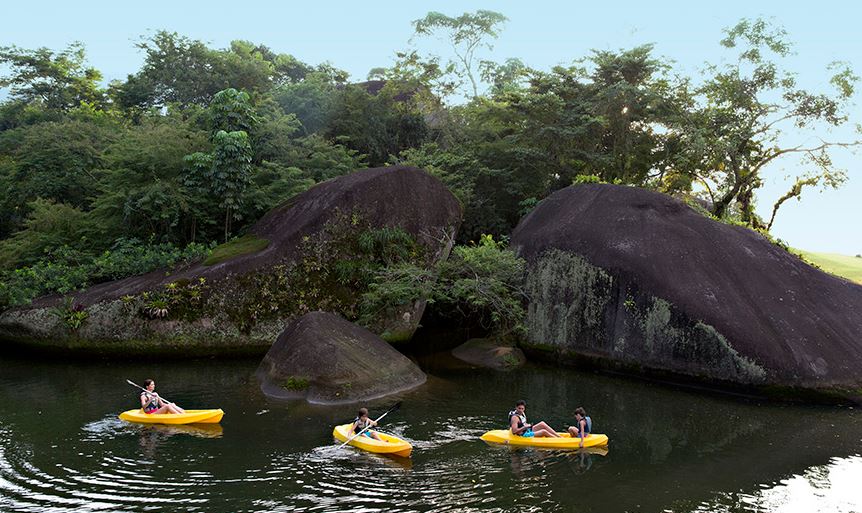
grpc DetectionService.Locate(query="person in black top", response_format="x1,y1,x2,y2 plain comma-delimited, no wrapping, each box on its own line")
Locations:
509,400,561,438
351,407,385,441
139,379,185,415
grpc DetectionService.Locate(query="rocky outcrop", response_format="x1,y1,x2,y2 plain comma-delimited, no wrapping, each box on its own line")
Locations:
451,338,526,370
0,166,462,355
256,312,426,404
511,183,862,402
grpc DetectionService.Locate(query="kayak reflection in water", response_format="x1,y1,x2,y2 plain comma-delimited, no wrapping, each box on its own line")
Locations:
509,399,561,438
566,407,592,448
352,407,386,442
140,379,185,415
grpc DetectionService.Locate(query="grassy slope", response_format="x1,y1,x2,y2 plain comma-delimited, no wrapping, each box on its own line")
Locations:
204,234,270,266
796,250,862,284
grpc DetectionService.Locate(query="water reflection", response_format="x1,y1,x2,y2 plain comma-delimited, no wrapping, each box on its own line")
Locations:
684,454,862,513
0,353,860,512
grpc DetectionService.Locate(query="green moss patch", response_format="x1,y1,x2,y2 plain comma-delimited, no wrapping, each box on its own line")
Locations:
204,234,270,266
281,376,310,391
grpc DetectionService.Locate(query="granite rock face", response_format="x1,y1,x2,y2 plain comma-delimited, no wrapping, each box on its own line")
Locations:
511,183,862,402
256,312,426,404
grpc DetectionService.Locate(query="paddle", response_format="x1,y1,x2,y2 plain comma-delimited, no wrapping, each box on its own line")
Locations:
338,402,402,449
126,379,175,405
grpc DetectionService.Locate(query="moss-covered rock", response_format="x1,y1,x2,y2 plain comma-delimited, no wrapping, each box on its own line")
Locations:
256,312,426,404
511,183,862,403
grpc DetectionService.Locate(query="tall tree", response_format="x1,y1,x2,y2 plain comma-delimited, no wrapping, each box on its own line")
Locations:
411,10,508,99
185,130,253,242
671,18,860,227
0,42,105,112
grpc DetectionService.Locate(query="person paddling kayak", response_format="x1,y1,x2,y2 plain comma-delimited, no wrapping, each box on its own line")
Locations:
509,400,561,438
140,379,185,415
351,407,386,442
567,407,592,447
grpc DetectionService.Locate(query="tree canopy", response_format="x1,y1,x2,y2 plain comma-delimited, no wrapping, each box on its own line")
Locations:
0,14,858,310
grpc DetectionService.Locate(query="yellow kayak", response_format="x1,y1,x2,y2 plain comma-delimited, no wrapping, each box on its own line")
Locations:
480,429,609,449
119,409,224,425
332,423,412,458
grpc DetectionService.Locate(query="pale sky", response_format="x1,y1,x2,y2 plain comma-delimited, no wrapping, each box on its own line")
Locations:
2,0,860,254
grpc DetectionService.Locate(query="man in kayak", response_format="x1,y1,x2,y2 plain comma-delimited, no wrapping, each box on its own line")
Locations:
140,379,185,415
567,407,592,447
509,400,561,438
352,407,386,442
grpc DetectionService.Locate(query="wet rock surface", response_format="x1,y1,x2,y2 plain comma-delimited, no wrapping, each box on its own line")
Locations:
451,338,526,370
256,312,426,404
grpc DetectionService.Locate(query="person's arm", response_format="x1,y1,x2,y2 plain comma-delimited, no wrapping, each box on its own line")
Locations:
510,416,530,434
578,419,585,447
140,393,148,409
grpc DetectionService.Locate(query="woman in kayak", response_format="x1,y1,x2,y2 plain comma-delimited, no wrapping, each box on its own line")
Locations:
352,407,385,441
509,400,561,438
140,379,185,415
567,407,592,447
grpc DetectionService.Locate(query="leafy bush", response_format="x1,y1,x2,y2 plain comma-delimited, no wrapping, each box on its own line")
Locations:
52,297,89,330
361,234,527,334
0,239,211,311
138,277,208,321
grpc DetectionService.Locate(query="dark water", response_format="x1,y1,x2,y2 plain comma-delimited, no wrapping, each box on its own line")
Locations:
0,351,860,513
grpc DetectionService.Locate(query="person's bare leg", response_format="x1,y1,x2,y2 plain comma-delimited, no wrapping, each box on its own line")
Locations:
166,403,186,414
533,428,555,437
532,421,561,437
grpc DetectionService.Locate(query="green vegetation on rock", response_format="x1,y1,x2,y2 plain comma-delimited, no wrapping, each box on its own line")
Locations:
524,249,766,384
204,234,270,266
281,376,310,391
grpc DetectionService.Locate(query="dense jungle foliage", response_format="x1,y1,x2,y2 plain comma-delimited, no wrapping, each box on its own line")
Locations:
0,13,858,312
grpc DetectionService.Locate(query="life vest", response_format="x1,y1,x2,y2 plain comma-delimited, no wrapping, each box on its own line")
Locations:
141,392,159,413
353,417,372,434
508,410,527,430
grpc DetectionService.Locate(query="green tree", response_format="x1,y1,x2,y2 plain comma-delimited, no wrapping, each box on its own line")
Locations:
326,83,428,166
0,119,117,238
186,130,253,242
111,32,312,111
89,118,209,243
0,199,90,269
671,18,860,226
411,10,508,99
209,88,257,133
0,42,105,112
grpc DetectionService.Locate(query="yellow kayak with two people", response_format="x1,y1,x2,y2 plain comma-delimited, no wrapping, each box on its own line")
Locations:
480,429,609,449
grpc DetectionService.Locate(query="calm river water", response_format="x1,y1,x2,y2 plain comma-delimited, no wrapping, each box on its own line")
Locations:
0,350,860,512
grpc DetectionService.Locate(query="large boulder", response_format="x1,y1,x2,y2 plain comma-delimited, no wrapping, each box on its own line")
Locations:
256,312,426,404
0,166,462,355
451,338,526,370
511,183,862,402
